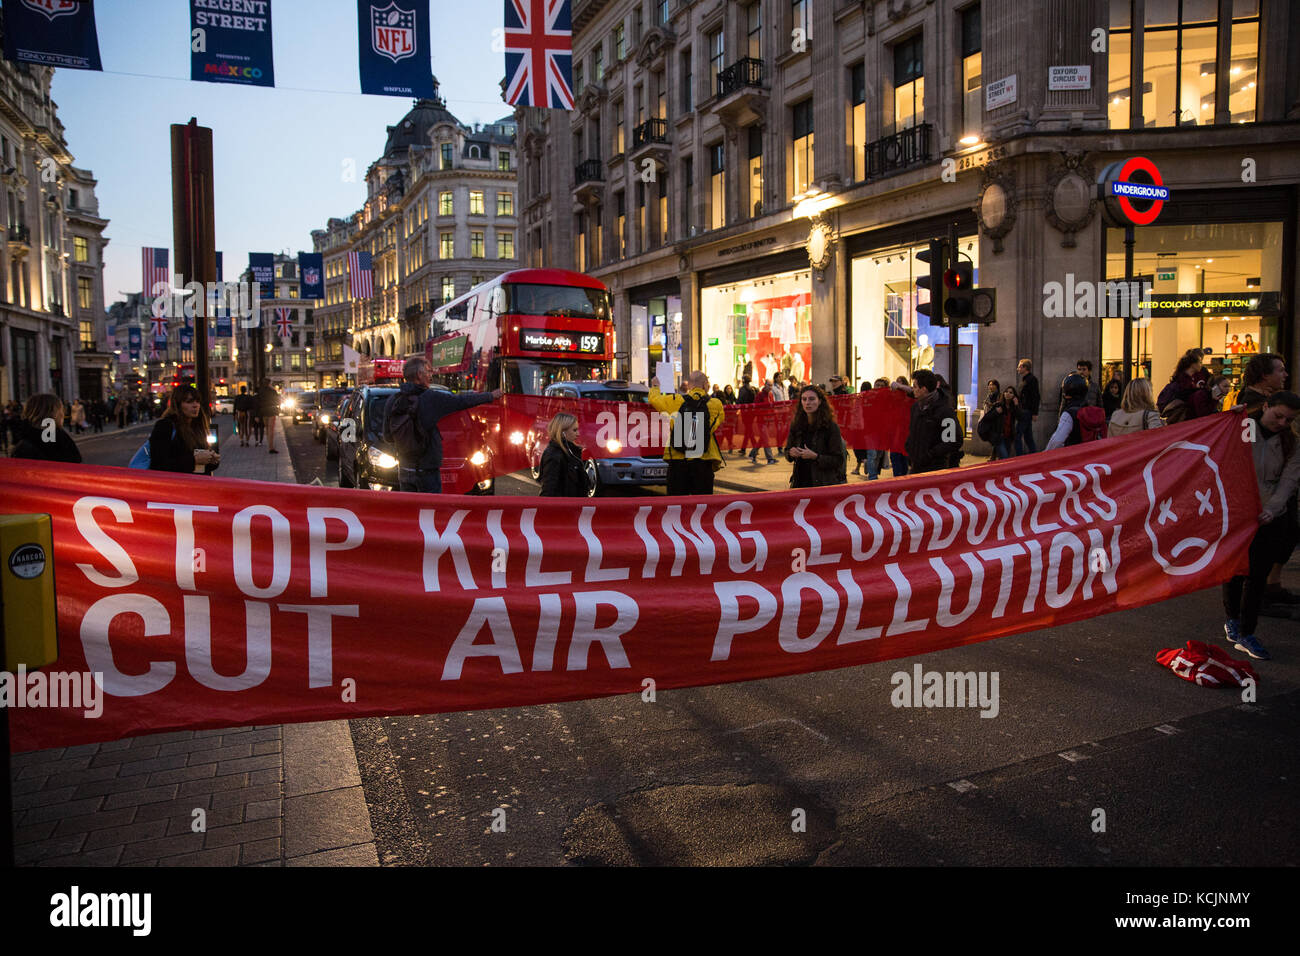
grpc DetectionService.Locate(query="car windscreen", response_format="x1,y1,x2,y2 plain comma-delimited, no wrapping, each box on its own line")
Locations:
503,283,611,320
320,390,348,410
300,391,318,406
505,359,610,395
581,389,648,402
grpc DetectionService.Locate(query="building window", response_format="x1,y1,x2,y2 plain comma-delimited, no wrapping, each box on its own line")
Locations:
469,190,485,215
708,29,724,96
658,175,669,246
469,145,482,159
850,63,866,181
961,5,982,141
575,213,586,272
747,2,762,60
79,318,93,349
709,142,725,230
441,276,456,302
574,62,585,96
440,233,455,258
594,44,604,83
470,231,484,258
498,150,511,171
593,205,604,266
77,275,92,311
497,191,513,216
614,102,625,154
659,0,670,26
1228,0,1260,123
747,125,763,217
439,191,453,216
74,235,89,263
792,99,814,197
615,23,626,60
892,34,924,134
498,230,514,259
440,143,454,169
291,353,302,372
683,158,694,236
792,0,809,39
681,47,693,112
636,181,646,251
616,190,626,258
654,69,667,120
272,353,284,372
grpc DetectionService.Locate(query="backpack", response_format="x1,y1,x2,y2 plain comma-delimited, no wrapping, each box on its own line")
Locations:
382,391,425,461
1067,405,1107,443
129,425,176,469
1157,380,1194,423
670,394,714,459
976,407,999,442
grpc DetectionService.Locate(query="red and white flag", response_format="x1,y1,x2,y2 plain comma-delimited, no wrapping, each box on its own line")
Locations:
348,250,373,299
142,247,169,296
275,307,293,338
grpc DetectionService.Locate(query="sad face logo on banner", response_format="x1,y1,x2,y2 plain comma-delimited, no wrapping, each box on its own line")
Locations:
1142,441,1230,576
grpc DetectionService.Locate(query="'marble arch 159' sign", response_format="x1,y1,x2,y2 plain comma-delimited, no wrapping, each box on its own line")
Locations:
1098,156,1170,226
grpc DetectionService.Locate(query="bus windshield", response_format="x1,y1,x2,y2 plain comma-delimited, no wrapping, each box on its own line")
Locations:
504,359,610,395
504,283,611,320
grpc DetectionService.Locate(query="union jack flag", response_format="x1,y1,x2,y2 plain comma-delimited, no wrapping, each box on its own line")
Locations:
151,316,168,339
275,307,293,338
142,247,169,297
348,250,373,299
503,0,574,110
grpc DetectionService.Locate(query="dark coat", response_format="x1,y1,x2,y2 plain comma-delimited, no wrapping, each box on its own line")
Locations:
149,417,216,474
784,419,846,488
390,381,495,473
905,392,962,473
1019,372,1041,415
256,386,280,418
538,439,590,497
10,420,81,463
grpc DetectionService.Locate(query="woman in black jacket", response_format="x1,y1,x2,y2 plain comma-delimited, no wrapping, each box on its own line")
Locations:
538,412,591,497
11,393,81,463
150,385,220,474
784,385,846,488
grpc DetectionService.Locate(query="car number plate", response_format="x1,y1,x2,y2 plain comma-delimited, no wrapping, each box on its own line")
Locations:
644,467,667,479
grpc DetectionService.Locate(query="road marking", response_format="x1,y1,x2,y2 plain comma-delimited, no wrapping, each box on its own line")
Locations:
725,718,829,743
948,779,978,793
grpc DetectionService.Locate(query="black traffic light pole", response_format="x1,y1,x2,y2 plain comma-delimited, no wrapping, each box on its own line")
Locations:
947,224,961,398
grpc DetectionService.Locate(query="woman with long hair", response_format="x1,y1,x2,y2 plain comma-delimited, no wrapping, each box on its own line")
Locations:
1102,377,1123,419
1107,377,1166,436
150,384,220,474
538,412,591,497
11,393,81,462
783,385,846,488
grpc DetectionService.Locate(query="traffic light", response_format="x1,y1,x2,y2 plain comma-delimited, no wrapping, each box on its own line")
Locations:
943,261,974,321
970,286,997,325
915,239,947,325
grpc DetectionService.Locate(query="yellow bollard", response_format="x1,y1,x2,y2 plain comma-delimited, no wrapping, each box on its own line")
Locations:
0,514,59,671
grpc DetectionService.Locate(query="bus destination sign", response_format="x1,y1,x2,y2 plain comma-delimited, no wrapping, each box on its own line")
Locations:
521,329,605,354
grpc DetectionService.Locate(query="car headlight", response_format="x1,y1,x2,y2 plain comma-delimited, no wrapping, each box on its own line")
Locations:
469,450,488,466
605,439,622,453
320,413,331,425
282,398,296,410
368,448,398,469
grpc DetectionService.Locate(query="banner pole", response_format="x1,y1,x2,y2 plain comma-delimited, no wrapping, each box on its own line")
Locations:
1,615,12,869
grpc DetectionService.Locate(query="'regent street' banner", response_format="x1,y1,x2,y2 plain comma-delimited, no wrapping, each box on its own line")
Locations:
191,0,274,87
356,0,434,98
2,0,103,71
298,253,324,301
248,252,275,301
0,414,1256,751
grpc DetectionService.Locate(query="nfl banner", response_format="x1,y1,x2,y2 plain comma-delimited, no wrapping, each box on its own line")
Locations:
357,1,434,98
299,252,324,300
2,0,103,71
180,327,193,351
127,326,142,360
190,0,274,87
249,252,275,300
504,0,575,109
216,314,233,338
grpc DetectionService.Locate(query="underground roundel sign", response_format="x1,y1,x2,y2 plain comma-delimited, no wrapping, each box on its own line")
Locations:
1100,156,1169,226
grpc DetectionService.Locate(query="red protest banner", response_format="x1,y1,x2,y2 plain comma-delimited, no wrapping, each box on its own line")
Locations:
1,414,1255,751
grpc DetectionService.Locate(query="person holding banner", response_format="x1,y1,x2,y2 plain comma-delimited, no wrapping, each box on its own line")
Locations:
905,369,962,474
1222,391,1300,661
149,385,220,475
10,394,81,463
784,385,846,488
648,369,724,496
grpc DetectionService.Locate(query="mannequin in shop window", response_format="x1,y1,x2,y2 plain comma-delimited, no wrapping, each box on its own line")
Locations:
735,352,753,388
789,349,806,386
761,351,780,385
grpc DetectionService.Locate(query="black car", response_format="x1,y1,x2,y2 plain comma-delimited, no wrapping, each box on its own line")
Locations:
313,387,350,443
288,391,316,424
338,386,402,491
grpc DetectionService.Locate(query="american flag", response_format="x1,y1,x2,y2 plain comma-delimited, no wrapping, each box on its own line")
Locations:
275,307,293,338
504,0,574,110
142,247,169,297
348,250,373,299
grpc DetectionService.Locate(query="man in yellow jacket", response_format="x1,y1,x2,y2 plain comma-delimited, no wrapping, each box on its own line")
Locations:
648,370,725,495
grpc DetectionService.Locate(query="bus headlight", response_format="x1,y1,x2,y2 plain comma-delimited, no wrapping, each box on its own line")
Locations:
369,448,399,470
469,450,488,467
605,439,622,453
508,431,524,445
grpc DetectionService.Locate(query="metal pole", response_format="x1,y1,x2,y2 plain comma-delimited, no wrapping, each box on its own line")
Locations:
1124,225,1135,379
1,614,12,868
947,225,960,403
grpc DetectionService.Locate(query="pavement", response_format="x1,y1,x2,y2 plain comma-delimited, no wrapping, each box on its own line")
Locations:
9,418,379,866
712,446,991,494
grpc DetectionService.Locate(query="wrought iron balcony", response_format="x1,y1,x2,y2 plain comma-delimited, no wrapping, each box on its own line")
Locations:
574,158,604,186
865,123,934,180
632,118,669,149
716,57,764,97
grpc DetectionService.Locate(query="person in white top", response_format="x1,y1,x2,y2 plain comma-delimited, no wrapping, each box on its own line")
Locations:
770,373,787,403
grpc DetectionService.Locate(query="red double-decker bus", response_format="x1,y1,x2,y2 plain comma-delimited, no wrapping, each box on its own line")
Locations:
426,269,614,393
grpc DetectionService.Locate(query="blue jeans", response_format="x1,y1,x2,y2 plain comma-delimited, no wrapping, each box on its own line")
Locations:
1016,410,1037,455
890,452,909,477
864,449,881,480
398,467,441,493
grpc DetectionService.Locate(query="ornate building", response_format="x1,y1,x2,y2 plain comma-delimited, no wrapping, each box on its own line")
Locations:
0,56,110,404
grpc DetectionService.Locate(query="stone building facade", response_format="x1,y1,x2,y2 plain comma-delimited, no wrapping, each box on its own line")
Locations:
520,0,1300,442
0,58,110,404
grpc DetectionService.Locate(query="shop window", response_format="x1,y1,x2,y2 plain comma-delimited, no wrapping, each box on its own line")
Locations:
497,191,513,216
961,5,982,142
792,99,814,198
850,63,866,182
700,272,813,391
709,143,725,230
746,3,761,60
470,191,485,215
747,125,763,217
709,29,724,96
892,35,924,135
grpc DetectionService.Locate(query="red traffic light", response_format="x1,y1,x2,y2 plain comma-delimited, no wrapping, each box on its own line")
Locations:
943,268,967,290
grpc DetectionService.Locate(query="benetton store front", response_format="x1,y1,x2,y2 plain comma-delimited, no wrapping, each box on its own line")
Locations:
1101,185,1295,388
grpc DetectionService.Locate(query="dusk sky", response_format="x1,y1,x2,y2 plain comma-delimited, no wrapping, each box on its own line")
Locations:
46,0,510,307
